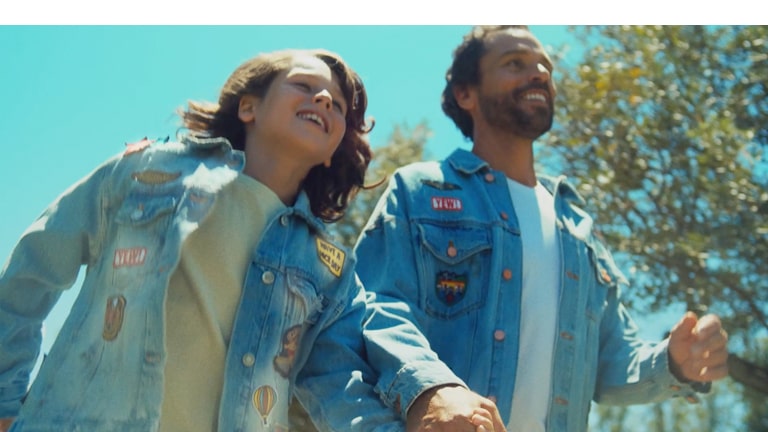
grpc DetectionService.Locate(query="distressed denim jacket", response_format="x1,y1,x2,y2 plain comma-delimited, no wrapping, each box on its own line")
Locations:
356,149,706,431
0,135,409,431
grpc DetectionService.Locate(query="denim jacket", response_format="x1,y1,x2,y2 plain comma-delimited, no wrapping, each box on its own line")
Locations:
0,135,406,431
356,149,706,431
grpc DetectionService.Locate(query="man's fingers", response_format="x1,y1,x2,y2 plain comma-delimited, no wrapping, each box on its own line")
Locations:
471,412,493,432
694,314,724,338
697,362,729,381
691,331,728,359
670,312,698,341
692,347,728,371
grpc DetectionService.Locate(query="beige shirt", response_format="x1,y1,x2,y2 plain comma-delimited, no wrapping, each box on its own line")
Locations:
159,174,284,432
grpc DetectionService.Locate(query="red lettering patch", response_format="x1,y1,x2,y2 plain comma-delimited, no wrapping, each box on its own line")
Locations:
124,137,153,156
113,247,147,268
431,196,463,211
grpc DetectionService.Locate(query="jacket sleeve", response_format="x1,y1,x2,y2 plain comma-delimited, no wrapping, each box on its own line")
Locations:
353,175,466,420
0,159,114,418
592,241,706,405
292,274,405,432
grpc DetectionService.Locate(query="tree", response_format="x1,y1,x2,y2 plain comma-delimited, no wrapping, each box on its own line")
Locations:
330,121,432,248
543,25,767,430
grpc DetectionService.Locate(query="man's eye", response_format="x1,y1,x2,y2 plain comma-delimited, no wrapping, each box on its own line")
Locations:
294,82,311,91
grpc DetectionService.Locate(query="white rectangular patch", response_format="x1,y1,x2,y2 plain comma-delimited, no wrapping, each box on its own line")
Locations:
113,247,147,268
431,196,463,211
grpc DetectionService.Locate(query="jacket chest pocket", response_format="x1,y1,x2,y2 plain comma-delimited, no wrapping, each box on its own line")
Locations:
110,193,177,287
417,222,492,320
584,238,625,324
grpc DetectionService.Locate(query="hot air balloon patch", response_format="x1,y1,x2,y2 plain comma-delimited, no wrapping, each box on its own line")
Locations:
253,385,277,425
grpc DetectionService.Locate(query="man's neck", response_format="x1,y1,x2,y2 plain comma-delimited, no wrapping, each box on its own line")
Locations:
471,129,537,187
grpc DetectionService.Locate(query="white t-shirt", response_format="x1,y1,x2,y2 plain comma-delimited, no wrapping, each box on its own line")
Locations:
506,179,561,432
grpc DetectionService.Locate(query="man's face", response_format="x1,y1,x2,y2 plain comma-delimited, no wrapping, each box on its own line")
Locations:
475,28,556,139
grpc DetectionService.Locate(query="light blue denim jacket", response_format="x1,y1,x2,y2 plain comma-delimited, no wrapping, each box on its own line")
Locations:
356,149,707,431
0,135,411,431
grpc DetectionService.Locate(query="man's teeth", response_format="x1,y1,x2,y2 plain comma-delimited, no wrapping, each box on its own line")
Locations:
524,93,547,102
299,113,326,130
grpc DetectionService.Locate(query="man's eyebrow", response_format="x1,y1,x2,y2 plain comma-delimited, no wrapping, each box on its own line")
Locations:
497,49,554,70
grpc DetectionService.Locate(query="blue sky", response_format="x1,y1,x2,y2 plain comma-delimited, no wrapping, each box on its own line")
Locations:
0,25,585,357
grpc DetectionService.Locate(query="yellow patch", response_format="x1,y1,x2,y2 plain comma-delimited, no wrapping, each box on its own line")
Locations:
131,170,181,185
316,238,345,277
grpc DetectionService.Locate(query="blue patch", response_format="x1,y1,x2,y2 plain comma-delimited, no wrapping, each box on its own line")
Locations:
435,271,467,305
421,179,462,190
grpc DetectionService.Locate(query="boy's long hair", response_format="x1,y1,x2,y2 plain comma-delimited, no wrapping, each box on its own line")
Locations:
179,49,374,223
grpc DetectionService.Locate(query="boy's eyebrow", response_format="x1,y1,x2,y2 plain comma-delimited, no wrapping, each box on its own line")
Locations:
291,73,345,95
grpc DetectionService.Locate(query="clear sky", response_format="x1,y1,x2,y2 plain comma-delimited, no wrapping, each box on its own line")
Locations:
0,24,585,359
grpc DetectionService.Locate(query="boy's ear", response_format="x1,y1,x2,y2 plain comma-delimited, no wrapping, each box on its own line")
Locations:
453,84,477,111
238,95,258,124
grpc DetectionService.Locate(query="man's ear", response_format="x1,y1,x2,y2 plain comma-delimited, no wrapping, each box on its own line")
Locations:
238,95,258,124
453,84,477,111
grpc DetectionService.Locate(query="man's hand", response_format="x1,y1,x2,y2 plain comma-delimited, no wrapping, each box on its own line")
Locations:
406,384,506,432
668,312,729,382
0,417,14,432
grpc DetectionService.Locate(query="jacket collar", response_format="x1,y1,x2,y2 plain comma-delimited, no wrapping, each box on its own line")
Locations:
446,148,586,206
446,148,491,175
181,134,235,151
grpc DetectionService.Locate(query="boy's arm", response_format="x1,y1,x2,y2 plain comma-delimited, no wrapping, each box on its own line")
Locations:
0,160,112,418
292,278,404,432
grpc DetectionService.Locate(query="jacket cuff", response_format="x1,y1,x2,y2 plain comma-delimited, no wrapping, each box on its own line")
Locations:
657,338,712,403
382,360,466,420
0,383,26,418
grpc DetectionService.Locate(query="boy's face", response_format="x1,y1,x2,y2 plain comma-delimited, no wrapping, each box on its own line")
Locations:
241,54,348,170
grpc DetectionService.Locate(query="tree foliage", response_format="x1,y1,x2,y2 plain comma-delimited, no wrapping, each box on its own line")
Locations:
329,121,431,248
545,24,767,340
544,25,767,431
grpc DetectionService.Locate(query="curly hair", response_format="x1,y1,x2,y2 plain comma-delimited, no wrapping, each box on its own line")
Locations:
178,49,374,222
441,25,530,141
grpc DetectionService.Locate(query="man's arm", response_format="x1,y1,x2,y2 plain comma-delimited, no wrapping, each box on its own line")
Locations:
356,177,505,432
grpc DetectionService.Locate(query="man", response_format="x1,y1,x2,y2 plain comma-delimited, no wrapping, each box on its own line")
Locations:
356,26,729,431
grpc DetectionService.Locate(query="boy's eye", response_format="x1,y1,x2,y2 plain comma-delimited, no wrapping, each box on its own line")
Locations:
294,82,311,91
332,100,346,115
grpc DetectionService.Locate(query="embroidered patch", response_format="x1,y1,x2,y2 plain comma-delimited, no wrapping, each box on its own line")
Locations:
435,271,467,305
113,247,147,268
421,179,462,191
102,295,126,341
273,324,303,378
253,385,277,425
123,137,153,156
131,170,181,185
316,238,345,277
431,196,463,211
600,268,612,283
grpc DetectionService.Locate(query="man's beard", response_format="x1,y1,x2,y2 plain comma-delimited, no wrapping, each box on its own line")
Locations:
479,87,553,139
